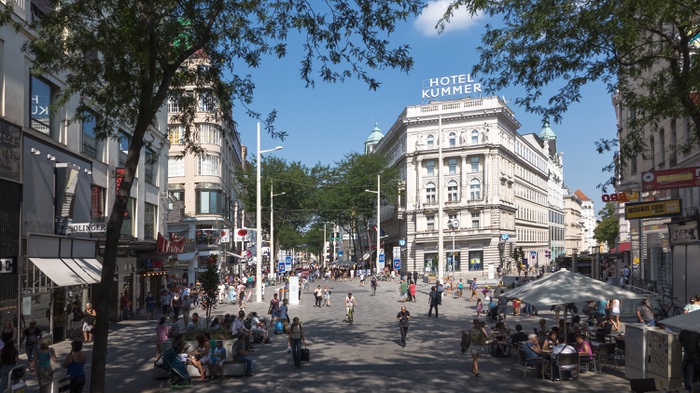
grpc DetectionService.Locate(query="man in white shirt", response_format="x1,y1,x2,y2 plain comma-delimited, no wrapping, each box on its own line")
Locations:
345,292,357,322
229,310,253,351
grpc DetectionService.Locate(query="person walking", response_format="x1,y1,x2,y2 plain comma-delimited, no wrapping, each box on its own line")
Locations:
313,286,323,307
408,281,416,303
22,320,42,369
463,319,488,377
0,339,19,393
82,303,96,343
63,340,87,393
469,278,478,301
33,337,58,393
635,297,655,326
679,329,700,392
428,286,440,318
399,280,408,302
396,306,411,347
288,317,306,369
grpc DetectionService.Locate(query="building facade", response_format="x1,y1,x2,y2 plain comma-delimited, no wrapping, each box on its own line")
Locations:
613,94,700,300
0,0,169,337
165,53,245,285
372,96,550,277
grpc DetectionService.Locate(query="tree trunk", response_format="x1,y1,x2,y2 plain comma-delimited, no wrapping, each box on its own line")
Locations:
90,118,148,393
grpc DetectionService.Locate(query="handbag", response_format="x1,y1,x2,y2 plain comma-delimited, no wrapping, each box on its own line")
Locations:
300,345,310,362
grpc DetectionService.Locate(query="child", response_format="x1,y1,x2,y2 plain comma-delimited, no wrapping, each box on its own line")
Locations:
476,298,483,317
512,298,521,316
210,340,226,378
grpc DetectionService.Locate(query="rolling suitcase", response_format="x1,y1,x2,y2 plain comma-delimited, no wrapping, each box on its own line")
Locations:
301,346,310,362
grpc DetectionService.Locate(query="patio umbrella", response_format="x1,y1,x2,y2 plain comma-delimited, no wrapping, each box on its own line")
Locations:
505,270,643,337
658,311,700,334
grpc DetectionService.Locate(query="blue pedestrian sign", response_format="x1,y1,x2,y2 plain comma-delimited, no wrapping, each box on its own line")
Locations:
278,262,286,273
393,258,401,270
530,251,537,259
379,253,385,263
338,250,343,257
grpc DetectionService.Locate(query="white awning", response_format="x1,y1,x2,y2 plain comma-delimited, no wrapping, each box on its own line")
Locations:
29,258,87,287
72,258,102,284
176,251,199,262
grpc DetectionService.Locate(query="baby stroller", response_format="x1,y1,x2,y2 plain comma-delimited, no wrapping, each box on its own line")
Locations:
155,346,192,388
486,303,503,323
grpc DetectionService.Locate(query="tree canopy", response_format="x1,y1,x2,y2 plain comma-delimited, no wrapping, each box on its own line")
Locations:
441,0,700,188
594,202,620,250
19,1,423,391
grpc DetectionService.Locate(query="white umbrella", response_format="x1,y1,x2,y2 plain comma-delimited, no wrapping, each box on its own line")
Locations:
659,311,700,334
505,270,643,338
505,269,642,307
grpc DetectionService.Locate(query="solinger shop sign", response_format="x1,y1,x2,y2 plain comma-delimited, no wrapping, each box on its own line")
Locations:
624,199,682,220
67,222,107,233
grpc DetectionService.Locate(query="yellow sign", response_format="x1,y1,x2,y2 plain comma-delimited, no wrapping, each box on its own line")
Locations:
624,199,682,220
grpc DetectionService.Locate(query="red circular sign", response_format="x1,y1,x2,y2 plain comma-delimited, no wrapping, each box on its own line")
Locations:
237,229,248,236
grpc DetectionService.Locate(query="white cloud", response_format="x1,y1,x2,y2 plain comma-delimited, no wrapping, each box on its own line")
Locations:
414,0,483,37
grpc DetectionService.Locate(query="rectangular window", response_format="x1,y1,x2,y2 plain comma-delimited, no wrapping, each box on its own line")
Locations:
168,190,184,210
426,215,435,231
197,190,223,214
82,111,100,159
426,160,435,176
30,76,54,137
448,158,457,175
120,198,135,237
471,212,480,228
470,156,480,172
144,203,157,240
198,92,214,112
630,155,637,175
168,98,180,113
168,157,184,177
169,125,183,145
197,154,220,176
197,123,220,144
118,131,130,167
144,148,156,185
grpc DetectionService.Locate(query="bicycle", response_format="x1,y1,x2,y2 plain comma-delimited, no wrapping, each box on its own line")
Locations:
346,305,355,325
654,297,684,320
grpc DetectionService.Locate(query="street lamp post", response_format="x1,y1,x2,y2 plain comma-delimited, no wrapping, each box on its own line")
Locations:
270,183,285,279
364,174,381,273
448,219,459,273
256,122,283,303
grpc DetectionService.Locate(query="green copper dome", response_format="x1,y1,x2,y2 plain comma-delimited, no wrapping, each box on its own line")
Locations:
365,122,384,144
539,119,556,140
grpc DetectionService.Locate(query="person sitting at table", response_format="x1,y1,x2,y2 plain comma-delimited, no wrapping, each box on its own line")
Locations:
510,324,529,344
574,333,594,372
543,328,560,349
490,322,511,357
522,333,545,377
535,319,547,343
570,315,582,333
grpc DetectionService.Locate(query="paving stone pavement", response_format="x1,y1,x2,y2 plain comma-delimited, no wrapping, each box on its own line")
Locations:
18,277,633,392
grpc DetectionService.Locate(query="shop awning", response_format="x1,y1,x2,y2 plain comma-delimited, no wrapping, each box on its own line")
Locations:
72,258,103,283
176,251,198,262
30,258,87,287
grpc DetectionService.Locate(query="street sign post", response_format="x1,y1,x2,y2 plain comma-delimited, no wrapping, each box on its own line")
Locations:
393,258,401,270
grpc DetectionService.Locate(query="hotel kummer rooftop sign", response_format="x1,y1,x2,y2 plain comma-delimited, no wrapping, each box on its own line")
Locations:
422,73,482,101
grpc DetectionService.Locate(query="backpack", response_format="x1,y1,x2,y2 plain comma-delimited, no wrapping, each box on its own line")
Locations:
460,330,471,355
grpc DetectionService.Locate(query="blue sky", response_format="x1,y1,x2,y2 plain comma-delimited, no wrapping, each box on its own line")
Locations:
235,0,617,212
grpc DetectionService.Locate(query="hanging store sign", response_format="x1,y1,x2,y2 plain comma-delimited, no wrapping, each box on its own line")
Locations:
641,166,700,191
421,73,482,101
668,220,699,245
624,199,682,220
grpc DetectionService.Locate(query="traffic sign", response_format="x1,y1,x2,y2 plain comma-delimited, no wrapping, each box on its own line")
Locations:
338,250,343,257
379,253,385,263
399,239,406,246
278,262,286,273
393,258,401,270
530,251,537,259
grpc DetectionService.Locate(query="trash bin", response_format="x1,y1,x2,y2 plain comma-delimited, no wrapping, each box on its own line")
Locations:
8,365,26,393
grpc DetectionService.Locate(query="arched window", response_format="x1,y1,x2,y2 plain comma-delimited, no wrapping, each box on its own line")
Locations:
469,179,481,200
447,180,459,202
471,130,479,144
670,120,677,166
427,134,435,146
426,182,436,204
448,132,456,146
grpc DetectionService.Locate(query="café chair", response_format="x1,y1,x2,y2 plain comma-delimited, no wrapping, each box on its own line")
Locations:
614,337,626,368
628,378,656,393
516,349,544,381
595,343,616,372
551,352,579,384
